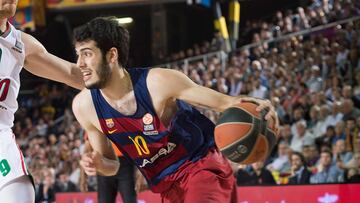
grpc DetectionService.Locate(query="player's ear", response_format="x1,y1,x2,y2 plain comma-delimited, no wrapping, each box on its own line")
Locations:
107,47,118,64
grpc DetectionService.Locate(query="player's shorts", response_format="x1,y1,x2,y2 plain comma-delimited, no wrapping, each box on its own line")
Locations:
0,129,30,189
159,148,237,203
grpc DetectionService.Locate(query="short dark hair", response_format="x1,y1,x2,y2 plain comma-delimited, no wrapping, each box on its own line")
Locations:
291,151,306,165
321,149,333,158
73,16,130,67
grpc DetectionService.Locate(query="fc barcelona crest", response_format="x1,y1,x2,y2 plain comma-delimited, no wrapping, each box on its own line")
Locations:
106,119,114,128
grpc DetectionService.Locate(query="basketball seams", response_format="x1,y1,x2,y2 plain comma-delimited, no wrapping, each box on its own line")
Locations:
215,123,253,148
215,122,253,128
216,107,253,125
231,106,261,120
241,135,268,164
218,120,255,149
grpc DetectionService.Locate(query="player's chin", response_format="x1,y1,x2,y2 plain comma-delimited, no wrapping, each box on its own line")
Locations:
84,81,99,89
1,8,16,17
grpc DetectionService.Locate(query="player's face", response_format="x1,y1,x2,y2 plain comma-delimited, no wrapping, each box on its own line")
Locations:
75,40,112,89
0,0,17,19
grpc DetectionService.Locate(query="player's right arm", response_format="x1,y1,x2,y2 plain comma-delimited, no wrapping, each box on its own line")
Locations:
22,32,84,90
72,90,119,176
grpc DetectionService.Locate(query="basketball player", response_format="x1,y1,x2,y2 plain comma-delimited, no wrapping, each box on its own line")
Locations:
74,17,278,202
0,0,83,202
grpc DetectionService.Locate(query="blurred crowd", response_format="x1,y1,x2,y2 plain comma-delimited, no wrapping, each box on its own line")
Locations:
13,1,360,202
241,0,360,45
168,0,360,62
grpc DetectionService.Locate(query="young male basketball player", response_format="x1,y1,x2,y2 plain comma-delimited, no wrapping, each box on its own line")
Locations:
73,17,278,202
0,0,83,202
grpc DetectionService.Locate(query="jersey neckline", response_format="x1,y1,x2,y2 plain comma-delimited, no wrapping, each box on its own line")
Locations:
0,22,11,38
96,73,141,118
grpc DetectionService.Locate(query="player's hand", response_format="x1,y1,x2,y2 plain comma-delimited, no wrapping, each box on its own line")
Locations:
240,97,279,133
135,169,148,194
80,151,102,176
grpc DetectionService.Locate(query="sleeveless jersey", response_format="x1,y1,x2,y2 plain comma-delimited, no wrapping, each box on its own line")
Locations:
0,23,25,130
91,68,215,189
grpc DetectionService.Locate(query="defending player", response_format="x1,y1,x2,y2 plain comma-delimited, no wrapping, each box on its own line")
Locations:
0,0,83,202
73,17,278,202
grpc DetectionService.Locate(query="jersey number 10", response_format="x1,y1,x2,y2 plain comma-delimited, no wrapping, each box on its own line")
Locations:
0,79,10,102
0,49,10,102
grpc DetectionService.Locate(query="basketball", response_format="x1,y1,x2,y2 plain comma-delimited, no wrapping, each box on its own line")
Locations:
214,101,278,164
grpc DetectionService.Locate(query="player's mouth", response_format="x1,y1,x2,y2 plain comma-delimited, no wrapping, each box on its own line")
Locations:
82,71,92,82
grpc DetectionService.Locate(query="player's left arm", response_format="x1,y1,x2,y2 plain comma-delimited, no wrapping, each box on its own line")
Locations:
149,68,276,119
22,32,84,90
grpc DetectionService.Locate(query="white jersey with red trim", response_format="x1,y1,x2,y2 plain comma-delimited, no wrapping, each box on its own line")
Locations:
0,23,29,191
0,22,25,131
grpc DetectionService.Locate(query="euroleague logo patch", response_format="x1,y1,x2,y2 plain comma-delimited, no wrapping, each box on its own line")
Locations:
142,113,158,135
142,113,154,125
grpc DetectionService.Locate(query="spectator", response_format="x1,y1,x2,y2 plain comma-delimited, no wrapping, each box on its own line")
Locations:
345,117,360,152
310,150,344,183
313,105,331,137
278,124,293,145
249,79,268,99
267,141,291,173
342,85,360,108
302,144,319,168
306,65,323,93
35,170,55,203
288,151,312,184
332,121,346,145
332,139,353,165
341,99,360,121
245,161,276,185
344,152,360,169
316,125,335,149
290,120,315,152
272,97,286,123
54,171,78,193
345,168,360,183
324,102,343,129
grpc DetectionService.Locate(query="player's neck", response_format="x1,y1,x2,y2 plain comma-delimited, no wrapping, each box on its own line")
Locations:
0,19,7,34
101,68,132,100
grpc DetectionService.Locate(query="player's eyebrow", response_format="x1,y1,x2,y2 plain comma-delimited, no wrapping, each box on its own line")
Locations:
76,48,93,55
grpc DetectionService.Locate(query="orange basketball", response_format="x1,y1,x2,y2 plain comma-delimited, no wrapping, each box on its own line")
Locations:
214,101,278,164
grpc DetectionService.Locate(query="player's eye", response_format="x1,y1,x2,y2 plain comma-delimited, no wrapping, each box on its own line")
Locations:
84,52,92,57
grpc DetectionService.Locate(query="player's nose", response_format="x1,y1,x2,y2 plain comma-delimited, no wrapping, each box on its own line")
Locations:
76,57,86,69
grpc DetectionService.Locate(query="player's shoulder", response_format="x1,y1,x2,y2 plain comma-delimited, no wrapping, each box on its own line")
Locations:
21,31,46,57
148,67,181,81
20,31,36,46
72,89,92,114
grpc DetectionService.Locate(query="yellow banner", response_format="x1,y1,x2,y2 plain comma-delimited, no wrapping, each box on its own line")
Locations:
18,0,32,8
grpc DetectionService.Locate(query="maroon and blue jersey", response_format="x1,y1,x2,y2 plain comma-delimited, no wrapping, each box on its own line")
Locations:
90,68,215,190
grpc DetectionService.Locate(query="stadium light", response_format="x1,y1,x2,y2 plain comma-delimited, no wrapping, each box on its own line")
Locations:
116,17,133,25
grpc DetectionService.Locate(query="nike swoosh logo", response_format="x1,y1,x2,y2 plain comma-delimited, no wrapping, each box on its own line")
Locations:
108,129,117,134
